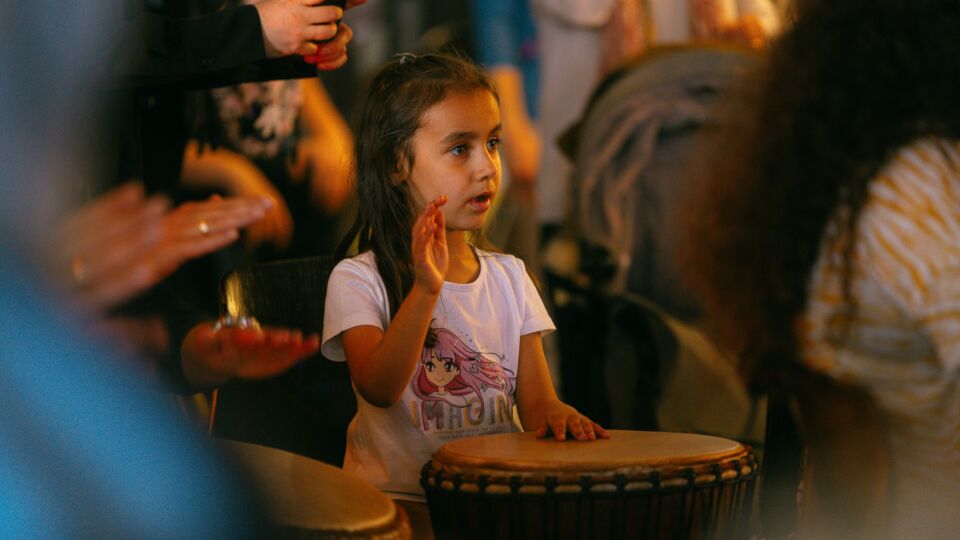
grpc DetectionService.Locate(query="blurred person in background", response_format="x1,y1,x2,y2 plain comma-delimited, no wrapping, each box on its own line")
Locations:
471,0,543,274
182,75,355,261
81,0,364,391
534,0,781,241
684,0,960,536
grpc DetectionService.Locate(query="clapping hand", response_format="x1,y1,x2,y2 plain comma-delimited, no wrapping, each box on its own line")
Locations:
59,182,270,313
411,195,448,295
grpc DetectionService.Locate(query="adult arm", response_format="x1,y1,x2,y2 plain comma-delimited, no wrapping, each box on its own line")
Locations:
471,0,541,183
181,141,294,250
115,1,354,90
289,78,355,213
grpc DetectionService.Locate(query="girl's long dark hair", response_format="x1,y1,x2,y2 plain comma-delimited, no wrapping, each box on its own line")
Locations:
336,53,499,316
683,0,960,390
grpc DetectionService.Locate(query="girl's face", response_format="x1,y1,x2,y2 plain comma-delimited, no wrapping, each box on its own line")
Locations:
424,353,460,387
404,88,501,232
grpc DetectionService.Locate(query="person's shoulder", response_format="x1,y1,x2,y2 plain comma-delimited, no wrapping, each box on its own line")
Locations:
477,249,530,281
858,138,960,300
478,249,524,268
331,251,379,279
872,138,960,219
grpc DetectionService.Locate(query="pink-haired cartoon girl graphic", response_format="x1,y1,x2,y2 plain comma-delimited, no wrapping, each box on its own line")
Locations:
412,328,515,414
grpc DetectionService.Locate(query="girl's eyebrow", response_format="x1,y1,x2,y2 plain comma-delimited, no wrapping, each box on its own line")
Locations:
441,131,476,144
441,124,502,144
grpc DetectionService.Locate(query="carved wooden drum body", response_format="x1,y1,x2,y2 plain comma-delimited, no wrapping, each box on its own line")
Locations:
421,430,756,539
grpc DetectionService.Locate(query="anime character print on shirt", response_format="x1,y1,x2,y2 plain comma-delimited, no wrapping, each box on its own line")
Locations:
408,328,517,438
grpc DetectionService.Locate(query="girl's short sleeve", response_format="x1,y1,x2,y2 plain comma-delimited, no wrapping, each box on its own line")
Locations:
321,257,390,362
518,260,556,337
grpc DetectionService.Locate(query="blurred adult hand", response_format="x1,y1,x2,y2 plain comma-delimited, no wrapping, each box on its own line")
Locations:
254,0,344,57
59,182,270,313
182,142,294,252
301,22,354,70
719,15,767,50
180,322,320,387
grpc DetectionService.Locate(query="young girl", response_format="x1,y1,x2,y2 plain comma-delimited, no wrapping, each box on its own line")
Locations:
321,52,607,502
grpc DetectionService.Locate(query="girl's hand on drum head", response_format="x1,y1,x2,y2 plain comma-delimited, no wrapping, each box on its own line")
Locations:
535,401,609,442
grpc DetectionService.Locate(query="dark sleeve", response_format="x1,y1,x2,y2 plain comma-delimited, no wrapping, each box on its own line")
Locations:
118,5,316,90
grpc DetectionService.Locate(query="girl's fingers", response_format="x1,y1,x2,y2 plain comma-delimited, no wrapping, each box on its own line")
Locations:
568,415,587,441
535,422,549,439
593,422,610,439
413,202,434,230
433,211,446,242
550,417,567,441
413,202,439,245
582,417,597,440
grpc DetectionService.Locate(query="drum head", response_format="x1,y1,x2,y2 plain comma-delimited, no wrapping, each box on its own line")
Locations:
222,440,397,535
433,430,747,474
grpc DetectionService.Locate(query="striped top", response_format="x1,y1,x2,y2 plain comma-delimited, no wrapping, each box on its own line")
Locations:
802,138,960,537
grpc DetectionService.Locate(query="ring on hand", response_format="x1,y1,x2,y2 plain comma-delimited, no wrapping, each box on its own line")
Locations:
213,315,261,332
197,220,211,235
71,254,88,286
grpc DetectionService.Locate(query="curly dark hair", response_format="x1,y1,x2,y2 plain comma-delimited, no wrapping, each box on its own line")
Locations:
682,0,960,389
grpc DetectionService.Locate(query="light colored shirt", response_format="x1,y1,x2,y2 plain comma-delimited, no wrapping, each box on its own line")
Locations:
649,0,781,44
322,250,555,500
802,138,960,538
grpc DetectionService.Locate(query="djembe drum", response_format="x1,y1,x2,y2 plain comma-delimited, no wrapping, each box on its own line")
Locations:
421,430,756,539
223,441,410,539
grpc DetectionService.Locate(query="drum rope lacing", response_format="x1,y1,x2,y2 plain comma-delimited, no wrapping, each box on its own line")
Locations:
421,452,757,496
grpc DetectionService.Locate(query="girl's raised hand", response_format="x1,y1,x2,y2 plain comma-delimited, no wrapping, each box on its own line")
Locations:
534,400,610,442
412,195,448,294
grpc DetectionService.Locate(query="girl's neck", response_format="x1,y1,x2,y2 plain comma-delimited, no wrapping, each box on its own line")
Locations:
445,229,480,284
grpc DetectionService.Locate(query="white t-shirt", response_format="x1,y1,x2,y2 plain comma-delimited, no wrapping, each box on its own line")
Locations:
322,249,555,500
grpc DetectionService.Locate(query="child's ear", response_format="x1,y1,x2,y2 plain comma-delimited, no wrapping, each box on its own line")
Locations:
391,157,407,185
